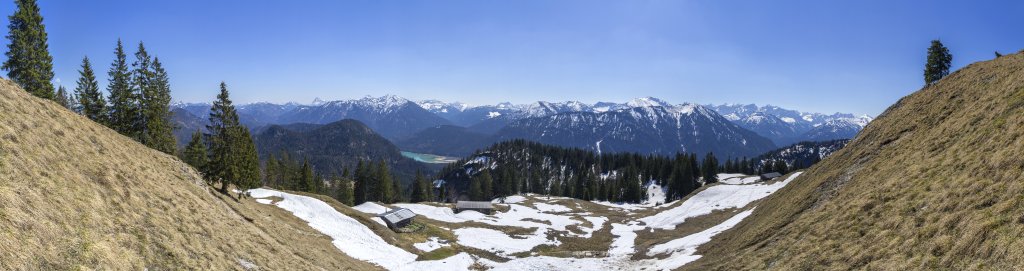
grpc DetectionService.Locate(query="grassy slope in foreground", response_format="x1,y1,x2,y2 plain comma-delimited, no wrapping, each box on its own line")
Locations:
0,79,377,270
687,52,1024,270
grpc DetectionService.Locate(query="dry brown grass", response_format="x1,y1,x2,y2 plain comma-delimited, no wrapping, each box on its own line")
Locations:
685,52,1024,270
0,79,378,270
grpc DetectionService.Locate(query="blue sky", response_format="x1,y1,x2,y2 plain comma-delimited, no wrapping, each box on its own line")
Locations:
8,0,1023,115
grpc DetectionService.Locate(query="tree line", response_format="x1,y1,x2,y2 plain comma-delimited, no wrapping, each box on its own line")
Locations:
4,1,177,155
436,140,729,204
259,153,439,206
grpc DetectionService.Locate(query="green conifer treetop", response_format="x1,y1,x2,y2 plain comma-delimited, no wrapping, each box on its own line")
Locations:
2,0,54,100
107,39,139,139
55,85,71,109
924,39,953,85
75,56,108,124
182,130,208,175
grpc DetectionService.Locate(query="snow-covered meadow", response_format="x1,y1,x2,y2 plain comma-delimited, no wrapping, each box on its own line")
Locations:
248,172,802,270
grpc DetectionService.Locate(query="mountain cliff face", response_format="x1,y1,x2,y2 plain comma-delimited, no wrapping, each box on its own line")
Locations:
687,52,1024,270
0,79,374,270
494,103,777,158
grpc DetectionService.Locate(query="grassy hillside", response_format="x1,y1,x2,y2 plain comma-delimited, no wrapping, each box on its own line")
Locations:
687,52,1024,270
0,79,377,270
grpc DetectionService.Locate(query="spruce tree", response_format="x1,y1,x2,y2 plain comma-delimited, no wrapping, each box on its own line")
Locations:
55,85,73,110
336,178,354,206
468,174,483,201
2,0,54,100
299,159,313,192
377,160,394,203
353,160,366,204
75,56,107,124
410,171,427,202
107,39,140,139
140,55,176,154
924,39,952,85
701,152,719,184
231,121,261,192
206,82,259,194
480,169,493,200
549,177,561,197
264,153,277,187
182,130,208,175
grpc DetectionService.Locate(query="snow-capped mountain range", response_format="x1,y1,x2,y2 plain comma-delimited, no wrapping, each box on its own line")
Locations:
173,95,870,158
708,103,873,145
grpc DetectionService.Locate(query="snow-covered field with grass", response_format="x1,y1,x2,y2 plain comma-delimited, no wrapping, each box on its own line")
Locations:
248,172,801,270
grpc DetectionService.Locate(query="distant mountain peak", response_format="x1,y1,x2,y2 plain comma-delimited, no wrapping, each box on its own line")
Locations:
627,97,672,108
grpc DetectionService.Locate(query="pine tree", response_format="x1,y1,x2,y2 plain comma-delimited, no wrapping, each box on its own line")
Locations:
410,171,427,202
2,0,54,100
549,177,562,197
701,152,719,184
139,55,176,154
299,159,313,192
480,169,493,200
263,153,278,187
924,39,953,85
377,160,394,203
107,39,140,139
75,56,107,124
468,174,483,201
231,125,261,193
530,170,542,194
52,85,69,109
182,130,208,174
205,82,259,194
336,178,354,206
353,160,366,204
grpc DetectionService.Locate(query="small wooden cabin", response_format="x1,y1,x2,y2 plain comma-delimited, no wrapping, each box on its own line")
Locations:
760,172,782,181
379,208,416,230
455,201,494,215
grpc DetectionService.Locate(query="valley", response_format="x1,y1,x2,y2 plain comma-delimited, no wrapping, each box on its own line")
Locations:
244,172,803,270
2,1,1018,270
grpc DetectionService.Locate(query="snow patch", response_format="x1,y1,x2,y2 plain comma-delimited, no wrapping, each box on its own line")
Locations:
639,172,801,230
414,237,450,252
248,189,473,271
454,227,558,257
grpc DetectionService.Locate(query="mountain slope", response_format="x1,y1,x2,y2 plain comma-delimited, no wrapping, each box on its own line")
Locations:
275,95,452,140
254,119,428,182
0,79,375,270
733,112,803,145
494,104,777,158
710,103,872,144
688,52,1024,269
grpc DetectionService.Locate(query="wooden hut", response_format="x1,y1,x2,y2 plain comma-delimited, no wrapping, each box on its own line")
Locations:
455,201,494,215
760,172,782,181
379,208,416,230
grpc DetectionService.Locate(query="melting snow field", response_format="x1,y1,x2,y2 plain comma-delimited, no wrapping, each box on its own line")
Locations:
414,237,450,252
640,172,802,230
248,172,802,270
248,189,474,271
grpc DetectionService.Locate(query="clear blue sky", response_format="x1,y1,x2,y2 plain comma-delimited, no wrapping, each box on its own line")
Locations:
8,0,1023,115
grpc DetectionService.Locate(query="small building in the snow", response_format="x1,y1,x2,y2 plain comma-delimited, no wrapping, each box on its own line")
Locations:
378,208,416,230
760,172,783,181
455,201,494,215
